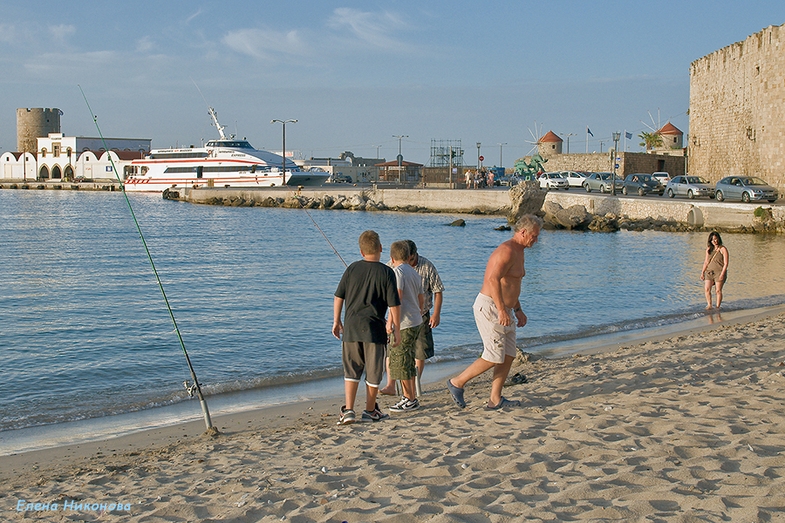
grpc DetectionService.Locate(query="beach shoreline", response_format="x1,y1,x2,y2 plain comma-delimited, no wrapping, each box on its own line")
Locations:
4,304,783,459
4,307,785,521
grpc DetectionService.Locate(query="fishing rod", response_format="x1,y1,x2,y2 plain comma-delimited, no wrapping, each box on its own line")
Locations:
78,86,217,435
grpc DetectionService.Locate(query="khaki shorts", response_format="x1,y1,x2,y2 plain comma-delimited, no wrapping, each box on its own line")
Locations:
473,293,517,364
388,325,421,380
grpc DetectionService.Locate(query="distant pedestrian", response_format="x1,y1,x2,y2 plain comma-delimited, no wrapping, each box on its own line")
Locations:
700,231,729,310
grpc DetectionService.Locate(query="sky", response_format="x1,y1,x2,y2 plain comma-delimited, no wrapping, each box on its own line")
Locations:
1,1,784,166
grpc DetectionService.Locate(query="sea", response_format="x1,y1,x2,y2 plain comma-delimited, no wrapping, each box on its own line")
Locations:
2,189,785,453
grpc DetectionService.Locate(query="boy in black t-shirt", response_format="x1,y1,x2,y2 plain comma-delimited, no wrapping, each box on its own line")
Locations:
333,230,401,424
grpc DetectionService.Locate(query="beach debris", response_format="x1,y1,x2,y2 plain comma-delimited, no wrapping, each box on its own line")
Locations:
321,466,327,473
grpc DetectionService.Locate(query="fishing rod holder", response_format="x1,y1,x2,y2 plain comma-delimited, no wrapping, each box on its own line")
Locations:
183,380,202,398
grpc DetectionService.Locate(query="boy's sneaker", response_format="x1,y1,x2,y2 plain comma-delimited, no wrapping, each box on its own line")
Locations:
338,406,355,425
362,403,390,422
389,397,420,412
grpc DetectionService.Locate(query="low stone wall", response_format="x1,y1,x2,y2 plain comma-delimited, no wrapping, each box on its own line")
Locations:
170,186,785,233
177,186,513,214
543,192,785,230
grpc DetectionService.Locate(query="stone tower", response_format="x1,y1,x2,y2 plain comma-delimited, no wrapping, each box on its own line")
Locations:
538,130,563,157
17,108,61,153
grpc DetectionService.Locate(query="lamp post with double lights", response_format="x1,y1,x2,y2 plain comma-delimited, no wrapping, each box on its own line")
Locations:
611,131,621,196
271,119,297,185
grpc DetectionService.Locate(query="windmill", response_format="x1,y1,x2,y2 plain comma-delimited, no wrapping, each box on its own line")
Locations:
525,121,544,155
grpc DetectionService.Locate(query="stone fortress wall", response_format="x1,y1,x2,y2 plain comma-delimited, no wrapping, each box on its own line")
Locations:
689,22,785,192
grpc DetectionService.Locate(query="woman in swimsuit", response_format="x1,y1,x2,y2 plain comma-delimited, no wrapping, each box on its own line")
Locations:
700,231,729,310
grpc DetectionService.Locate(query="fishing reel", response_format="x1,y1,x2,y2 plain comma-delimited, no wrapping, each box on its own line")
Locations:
183,380,202,397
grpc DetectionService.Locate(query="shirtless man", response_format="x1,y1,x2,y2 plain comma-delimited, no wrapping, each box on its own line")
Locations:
446,214,542,410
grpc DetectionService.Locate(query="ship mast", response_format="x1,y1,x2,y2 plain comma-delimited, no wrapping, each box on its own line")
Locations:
207,106,227,140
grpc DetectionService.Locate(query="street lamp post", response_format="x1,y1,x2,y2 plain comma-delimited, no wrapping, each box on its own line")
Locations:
393,135,408,184
611,131,621,196
498,142,507,170
271,119,297,185
561,133,576,154
476,142,481,172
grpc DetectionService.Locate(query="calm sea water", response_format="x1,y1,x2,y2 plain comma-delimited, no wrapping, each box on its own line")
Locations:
2,190,785,436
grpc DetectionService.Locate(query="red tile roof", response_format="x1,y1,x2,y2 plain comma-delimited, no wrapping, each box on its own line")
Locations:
539,131,563,143
658,122,682,135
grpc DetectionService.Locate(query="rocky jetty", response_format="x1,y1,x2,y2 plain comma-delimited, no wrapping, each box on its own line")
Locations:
188,191,507,216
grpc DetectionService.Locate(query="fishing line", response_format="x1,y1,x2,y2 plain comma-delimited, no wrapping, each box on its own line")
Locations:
78,85,217,435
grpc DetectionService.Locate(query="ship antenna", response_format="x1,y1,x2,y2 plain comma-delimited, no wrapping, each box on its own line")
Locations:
191,78,227,140
79,85,218,436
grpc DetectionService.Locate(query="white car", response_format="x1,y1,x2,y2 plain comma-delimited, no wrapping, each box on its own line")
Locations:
539,172,569,190
652,172,671,186
562,171,589,188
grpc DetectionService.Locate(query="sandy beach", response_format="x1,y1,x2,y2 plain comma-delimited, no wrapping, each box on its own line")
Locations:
3,311,785,522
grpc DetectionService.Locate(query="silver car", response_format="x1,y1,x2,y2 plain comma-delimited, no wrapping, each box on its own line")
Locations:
582,172,623,193
665,175,715,199
715,176,778,203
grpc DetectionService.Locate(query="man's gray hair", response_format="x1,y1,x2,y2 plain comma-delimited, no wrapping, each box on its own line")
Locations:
513,214,543,233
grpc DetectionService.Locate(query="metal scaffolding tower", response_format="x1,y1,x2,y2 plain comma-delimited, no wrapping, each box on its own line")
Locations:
429,139,464,167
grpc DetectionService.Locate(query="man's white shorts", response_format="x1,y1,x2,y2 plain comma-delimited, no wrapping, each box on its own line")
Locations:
473,293,517,364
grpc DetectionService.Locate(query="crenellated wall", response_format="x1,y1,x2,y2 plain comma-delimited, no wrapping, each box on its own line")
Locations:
689,23,785,192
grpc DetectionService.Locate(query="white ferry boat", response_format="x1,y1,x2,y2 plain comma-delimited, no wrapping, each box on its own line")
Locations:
124,108,328,192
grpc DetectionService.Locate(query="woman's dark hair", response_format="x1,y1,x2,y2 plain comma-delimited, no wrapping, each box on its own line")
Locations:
707,231,723,251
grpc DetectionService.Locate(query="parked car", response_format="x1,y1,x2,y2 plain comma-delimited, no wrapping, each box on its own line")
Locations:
621,173,665,196
326,173,352,183
652,171,671,186
582,172,623,193
497,174,522,186
665,175,715,199
562,170,589,188
715,176,778,203
539,172,569,190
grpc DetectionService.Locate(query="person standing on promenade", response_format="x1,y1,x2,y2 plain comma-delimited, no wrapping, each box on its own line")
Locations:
446,214,542,410
701,231,729,310
333,230,401,424
386,241,424,412
380,240,444,397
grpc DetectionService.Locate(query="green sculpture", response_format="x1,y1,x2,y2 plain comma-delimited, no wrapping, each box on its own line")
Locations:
514,154,548,180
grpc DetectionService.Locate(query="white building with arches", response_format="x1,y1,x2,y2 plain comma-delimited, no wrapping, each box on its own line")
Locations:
0,151,37,180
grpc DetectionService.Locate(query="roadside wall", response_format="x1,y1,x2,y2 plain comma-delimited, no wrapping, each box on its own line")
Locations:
518,152,686,177
177,186,783,229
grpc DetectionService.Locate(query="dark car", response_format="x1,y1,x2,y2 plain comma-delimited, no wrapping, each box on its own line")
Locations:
582,172,623,193
621,173,664,196
715,176,778,203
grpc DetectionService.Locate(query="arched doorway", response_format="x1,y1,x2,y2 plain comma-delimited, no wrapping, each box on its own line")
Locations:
52,165,62,179
64,165,74,181
39,165,50,180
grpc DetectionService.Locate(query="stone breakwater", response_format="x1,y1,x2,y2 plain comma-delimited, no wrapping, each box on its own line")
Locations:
169,183,785,234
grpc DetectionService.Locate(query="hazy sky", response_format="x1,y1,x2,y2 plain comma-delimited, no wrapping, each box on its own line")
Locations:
1,1,784,165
